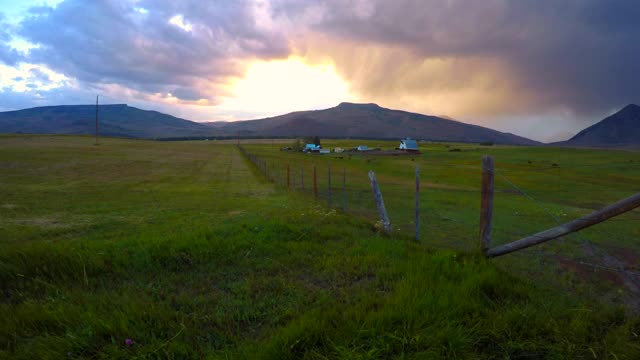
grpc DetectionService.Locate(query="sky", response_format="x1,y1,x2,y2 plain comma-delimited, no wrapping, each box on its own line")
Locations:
0,0,639,142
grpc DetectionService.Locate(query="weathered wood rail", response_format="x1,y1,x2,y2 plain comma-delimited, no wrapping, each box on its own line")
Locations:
479,154,640,258
486,192,640,258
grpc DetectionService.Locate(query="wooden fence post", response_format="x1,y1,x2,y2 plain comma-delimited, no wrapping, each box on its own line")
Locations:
368,170,392,233
292,164,296,190
487,192,640,258
480,155,494,255
342,167,346,211
415,166,420,242
313,165,317,199
327,161,332,207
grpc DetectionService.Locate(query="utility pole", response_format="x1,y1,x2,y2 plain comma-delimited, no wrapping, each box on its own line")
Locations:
95,95,99,145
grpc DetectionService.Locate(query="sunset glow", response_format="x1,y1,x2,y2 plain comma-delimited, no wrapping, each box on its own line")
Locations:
1,1,639,141
217,57,353,119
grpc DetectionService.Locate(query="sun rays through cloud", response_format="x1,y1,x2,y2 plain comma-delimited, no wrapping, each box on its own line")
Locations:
216,56,355,119
1,0,639,141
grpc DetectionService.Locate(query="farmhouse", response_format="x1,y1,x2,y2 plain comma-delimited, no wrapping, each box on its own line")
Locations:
399,138,419,151
303,144,321,152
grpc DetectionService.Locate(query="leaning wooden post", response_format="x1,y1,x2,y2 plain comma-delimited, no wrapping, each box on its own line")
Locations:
327,161,332,207
415,166,420,242
272,162,276,183
292,164,296,190
313,164,318,199
280,162,284,185
480,156,494,255
342,167,346,211
488,192,640,258
368,170,392,233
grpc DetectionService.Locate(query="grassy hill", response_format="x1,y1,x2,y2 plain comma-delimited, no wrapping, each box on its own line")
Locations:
559,104,640,148
0,135,638,358
207,102,540,145
0,104,213,139
0,103,539,145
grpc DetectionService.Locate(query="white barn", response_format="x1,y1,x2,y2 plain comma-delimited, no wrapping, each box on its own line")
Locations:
399,138,419,151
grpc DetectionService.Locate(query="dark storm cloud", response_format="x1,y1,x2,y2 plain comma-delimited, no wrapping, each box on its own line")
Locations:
17,0,290,102
3,0,639,139
275,0,640,117
28,67,50,83
0,40,21,65
0,13,23,65
171,86,204,102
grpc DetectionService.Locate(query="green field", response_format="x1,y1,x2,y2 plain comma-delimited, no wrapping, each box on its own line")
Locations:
1,135,639,359
242,140,640,294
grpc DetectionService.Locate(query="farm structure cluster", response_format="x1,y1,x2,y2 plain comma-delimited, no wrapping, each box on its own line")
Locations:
283,138,420,155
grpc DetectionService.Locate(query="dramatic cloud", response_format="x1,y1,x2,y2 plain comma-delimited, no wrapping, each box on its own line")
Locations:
1,0,640,141
0,14,23,65
281,0,640,116
17,0,290,103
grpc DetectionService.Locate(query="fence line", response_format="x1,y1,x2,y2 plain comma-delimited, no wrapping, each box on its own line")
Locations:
236,145,639,269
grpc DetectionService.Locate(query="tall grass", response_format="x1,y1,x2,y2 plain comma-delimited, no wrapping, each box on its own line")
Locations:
0,136,638,359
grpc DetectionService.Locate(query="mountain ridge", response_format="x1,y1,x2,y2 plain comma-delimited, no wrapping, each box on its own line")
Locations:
0,104,213,139
0,102,541,145
205,102,540,145
555,104,640,148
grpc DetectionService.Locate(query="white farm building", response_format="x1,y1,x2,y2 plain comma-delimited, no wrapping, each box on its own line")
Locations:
399,138,419,151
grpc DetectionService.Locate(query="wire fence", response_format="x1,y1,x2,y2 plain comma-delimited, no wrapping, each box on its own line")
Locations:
237,144,640,296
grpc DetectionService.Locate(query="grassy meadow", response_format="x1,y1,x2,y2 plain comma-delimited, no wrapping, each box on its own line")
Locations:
1,135,639,359
242,140,640,298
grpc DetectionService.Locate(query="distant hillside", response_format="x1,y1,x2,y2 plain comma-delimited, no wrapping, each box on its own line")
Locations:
0,102,540,144
0,104,213,139
207,102,540,145
558,104,640,148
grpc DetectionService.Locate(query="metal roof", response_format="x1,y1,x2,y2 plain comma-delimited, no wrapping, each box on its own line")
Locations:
401,139,419,149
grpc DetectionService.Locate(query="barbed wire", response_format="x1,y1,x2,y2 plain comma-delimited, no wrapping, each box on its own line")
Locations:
238,146,639,271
